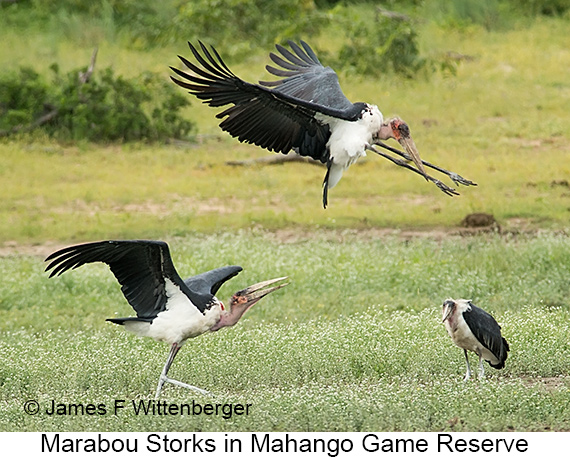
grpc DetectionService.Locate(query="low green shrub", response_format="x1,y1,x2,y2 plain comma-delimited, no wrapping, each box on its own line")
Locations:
0,63,194,142
174,0,325,57
330,6,431,78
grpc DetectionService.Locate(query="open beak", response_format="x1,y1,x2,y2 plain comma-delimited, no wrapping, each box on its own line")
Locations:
234,276,289,307
399,135,428,180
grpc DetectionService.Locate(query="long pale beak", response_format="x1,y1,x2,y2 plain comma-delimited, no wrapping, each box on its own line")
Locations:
234,276,289,306
442,304,453,323
399,136,428,180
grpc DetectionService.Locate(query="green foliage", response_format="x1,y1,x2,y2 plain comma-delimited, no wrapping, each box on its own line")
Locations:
423,0,570,30
0,0,179,47
0,64,194,142
423,0,515,31
0,67,50,131
516,0,570,15
2,0,326,52
174,0,325,56
27,0,168,19
331,7,430,78
2,0,569,54
1,233,569,431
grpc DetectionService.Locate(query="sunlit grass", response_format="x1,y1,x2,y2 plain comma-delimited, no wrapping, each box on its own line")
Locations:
1,17,570,242
1,8,569,433
1,232,569,431
1,133,568,243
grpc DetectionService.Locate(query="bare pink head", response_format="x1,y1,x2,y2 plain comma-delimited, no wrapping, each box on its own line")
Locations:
376,118,427,178
209,277,288,331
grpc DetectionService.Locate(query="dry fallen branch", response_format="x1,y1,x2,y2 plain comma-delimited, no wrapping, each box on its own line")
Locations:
79,47,98,84
444,51,476,62
376,7,412,22
0,105,59,138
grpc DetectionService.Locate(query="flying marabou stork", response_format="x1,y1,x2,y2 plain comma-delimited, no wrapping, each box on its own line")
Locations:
442,298,509,381
170,40,476,208
45,240,288,398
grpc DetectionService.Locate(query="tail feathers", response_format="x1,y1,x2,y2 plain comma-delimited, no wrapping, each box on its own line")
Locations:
488,359,506,369
488,337,510,369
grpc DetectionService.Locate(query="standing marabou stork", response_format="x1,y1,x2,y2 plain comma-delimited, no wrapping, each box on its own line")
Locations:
45,240,288,398
170,40,476,208
442,298,509,381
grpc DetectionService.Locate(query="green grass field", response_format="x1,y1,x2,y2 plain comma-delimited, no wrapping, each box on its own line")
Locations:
1,232,569,432
1,7,569,432
1,17,570,241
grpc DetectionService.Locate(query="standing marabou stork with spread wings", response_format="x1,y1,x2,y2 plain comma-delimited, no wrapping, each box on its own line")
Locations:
170,40,475,207
45,240,288,398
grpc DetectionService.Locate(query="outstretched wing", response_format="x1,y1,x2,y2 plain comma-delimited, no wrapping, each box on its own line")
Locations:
260,40,355,113
463,304,509,368
45,240,214,317
170,42,360,163
184,265,243,297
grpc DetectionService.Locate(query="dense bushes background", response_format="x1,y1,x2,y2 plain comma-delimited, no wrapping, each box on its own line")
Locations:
0,0,567,142
0,64,193,142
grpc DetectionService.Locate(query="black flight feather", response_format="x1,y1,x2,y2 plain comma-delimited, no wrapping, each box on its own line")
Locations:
45,240,242,320
170,41,367,163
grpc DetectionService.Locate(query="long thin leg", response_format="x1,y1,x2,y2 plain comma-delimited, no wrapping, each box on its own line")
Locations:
322,159,332,209
155,343,180,399
374,141,477,187
155,343,211,398
463,349,472,382
477,351,485,379
366,145,460,196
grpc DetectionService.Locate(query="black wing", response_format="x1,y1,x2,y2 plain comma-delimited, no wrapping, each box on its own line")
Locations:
45,240,214,317
184,265,243,297
260,41,356,113
170,42,360,163
463,303,510,369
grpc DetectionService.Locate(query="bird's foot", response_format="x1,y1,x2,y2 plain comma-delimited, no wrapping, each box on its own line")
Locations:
449,172,477,187
433,179,460,196
463,371,471,382
160,376,212,397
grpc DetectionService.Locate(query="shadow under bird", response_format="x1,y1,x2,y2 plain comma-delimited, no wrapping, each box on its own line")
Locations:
170,40,476,208
442,298,509,381
45,240,288,398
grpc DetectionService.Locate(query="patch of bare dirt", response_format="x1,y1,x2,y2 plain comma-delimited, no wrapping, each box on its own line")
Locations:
260,221,563,244
0,240,69,258
2,219,566,257
48,194,294,218
520,376,570,392
268,227,460,244
504,136,570,151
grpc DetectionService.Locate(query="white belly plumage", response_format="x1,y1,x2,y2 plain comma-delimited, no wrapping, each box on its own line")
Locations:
320,106,383,189
123,279,222,345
